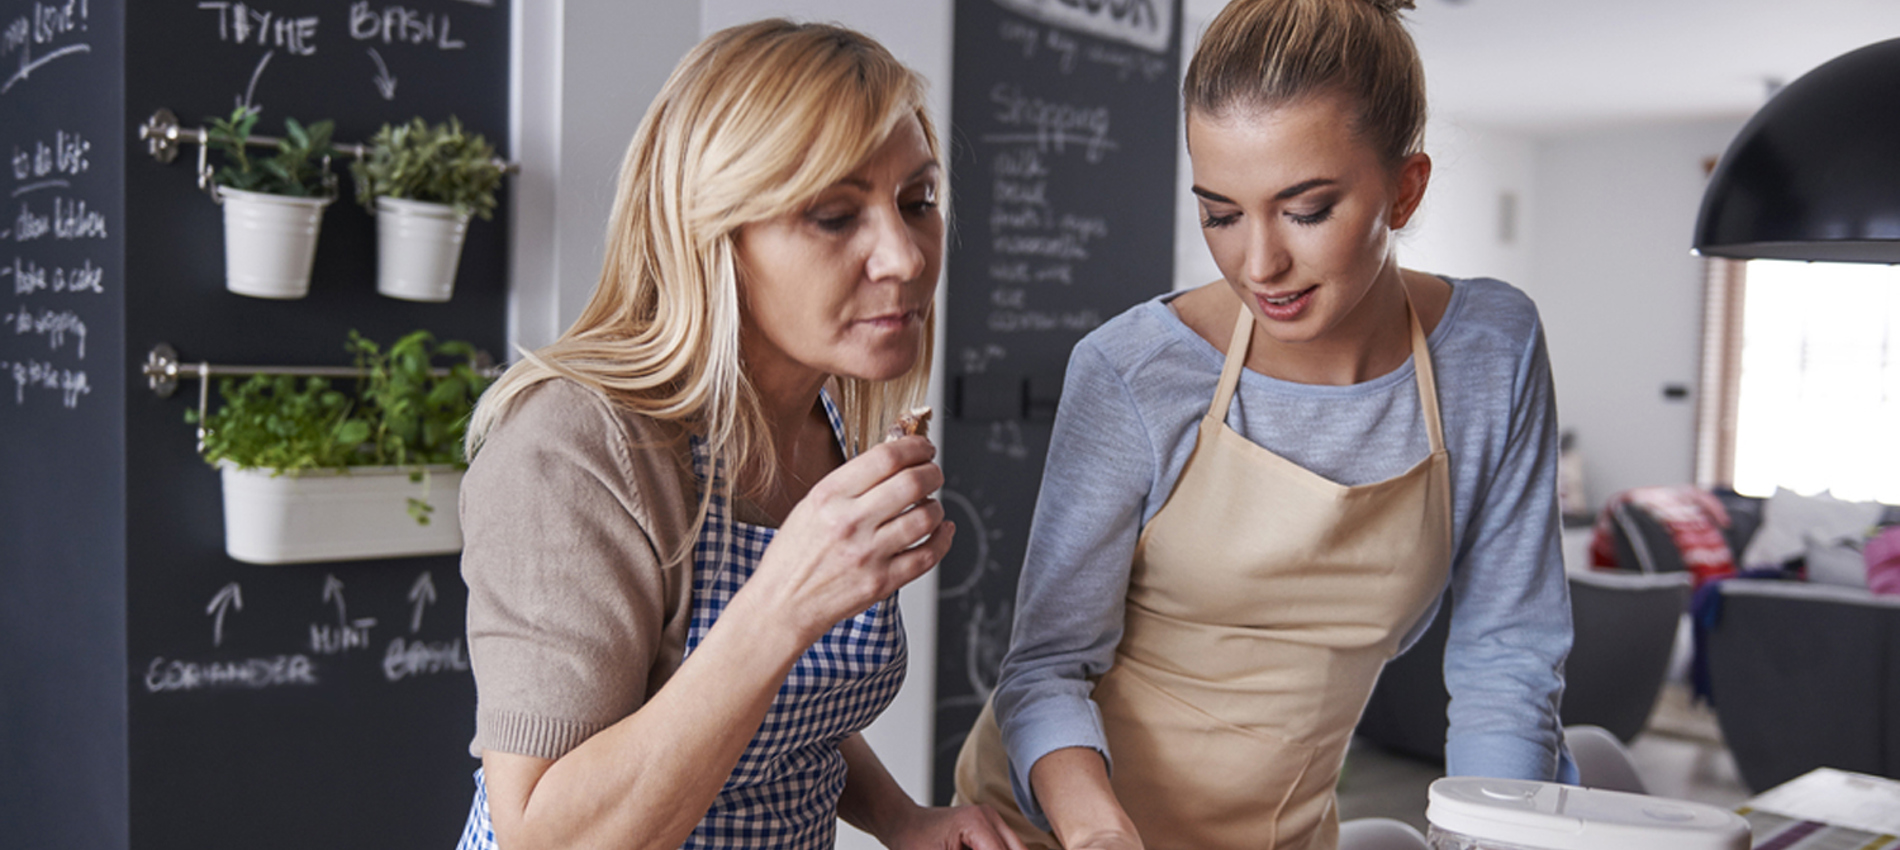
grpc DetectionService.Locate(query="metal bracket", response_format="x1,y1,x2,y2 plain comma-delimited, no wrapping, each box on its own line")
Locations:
137,107,519,195
144,342,501,447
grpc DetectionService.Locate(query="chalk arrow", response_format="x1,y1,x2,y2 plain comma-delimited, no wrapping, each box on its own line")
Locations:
238,50,274,112
207,583,243,648
408,571,437,634
322,574,348,625
368,48,398,101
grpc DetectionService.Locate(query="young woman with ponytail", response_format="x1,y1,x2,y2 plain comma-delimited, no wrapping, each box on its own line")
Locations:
955,1,1576,847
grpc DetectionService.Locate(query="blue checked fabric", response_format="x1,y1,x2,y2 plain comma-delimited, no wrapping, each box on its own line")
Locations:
458,391,907,850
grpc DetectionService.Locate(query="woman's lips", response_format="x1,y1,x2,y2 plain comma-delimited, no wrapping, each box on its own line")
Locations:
1255,286,1316,321
858,309,920,331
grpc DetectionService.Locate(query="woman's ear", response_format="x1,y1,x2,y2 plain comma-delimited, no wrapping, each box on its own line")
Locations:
1389,152,1432,229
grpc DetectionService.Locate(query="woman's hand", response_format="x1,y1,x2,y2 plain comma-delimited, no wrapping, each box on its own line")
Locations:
739,434,954,645
879,803,1030,850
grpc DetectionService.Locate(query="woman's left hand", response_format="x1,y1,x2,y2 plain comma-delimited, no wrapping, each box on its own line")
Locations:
880,803,1029,850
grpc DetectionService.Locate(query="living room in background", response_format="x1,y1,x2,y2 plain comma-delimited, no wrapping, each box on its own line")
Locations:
1695,258,1900,505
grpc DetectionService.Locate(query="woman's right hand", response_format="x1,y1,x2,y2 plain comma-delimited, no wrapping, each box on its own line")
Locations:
738,434,954,645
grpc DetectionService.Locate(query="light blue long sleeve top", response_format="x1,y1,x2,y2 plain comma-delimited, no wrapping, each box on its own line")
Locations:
992,277,1577,827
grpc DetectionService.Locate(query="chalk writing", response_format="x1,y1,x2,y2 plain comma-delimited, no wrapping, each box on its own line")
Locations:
207,583,243,648
938,487,1002,600
987,309,1103,333
349,4,465,50
406,571,436,633
309,620,377,654
991,0,1171,54
1087,41,1169,82
986,420,1030,460
143,654,319,692
2,358,88,407
196,3,318,56
986,85,1117,162
238,49,272,111
992,232,1090,260
10,130,90,182
999,20,1038,58
367,47,396,99
5,307,86,357
311,574,378,654
960,344,1009,374
1044,28,1079,73
382,636,469,681
5,257,105,294
2,2,91,95
13,197,107,241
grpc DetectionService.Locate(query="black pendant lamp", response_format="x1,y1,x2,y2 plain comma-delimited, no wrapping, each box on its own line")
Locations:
1694,37,1900,263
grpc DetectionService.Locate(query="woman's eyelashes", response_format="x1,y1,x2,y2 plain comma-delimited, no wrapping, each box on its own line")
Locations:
1200,203,1335,230
808,206,858,233
903,183,940,217
806,187,937,234
1201,207,1241,229
1285,204,1334,226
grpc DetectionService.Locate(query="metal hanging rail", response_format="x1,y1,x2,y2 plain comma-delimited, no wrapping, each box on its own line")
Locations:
142,342,504,443
137,107,519,193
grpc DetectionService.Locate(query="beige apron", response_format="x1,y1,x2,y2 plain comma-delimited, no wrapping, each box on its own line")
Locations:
957,298,1453,850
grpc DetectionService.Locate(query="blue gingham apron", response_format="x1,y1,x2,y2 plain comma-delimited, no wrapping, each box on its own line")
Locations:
459,391,908,850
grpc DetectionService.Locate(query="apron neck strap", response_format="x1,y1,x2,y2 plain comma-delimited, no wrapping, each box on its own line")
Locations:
1207,306,1254,422
1405,289,1446,453
1207,287,1447,454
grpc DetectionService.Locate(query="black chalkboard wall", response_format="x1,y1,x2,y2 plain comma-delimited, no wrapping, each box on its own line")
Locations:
2,1,509,847
933,0,1182,802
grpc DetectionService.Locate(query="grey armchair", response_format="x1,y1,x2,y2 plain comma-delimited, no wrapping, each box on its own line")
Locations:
1704,579,1900,791
1355,570,1689,762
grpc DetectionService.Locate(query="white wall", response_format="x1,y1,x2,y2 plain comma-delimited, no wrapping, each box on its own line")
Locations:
1525,117,1745,507
1403,116,1538,289
509,0,700,351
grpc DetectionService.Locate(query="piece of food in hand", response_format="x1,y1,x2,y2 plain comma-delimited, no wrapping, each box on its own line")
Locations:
884,406,933,442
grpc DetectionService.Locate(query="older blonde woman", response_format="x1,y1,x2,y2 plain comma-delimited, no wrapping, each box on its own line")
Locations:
455,20,1024,850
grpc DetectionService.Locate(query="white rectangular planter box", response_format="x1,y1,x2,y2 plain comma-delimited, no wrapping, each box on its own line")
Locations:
220,463,463,565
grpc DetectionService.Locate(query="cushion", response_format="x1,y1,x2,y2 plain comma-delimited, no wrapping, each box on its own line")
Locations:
1803,533,1867,589
1740,488,1885,569
1868,526,1900,596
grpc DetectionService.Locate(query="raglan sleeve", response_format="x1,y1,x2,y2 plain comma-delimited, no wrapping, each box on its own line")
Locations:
991,338,1159,828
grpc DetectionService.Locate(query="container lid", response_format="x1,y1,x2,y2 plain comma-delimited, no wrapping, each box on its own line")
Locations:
1427,778,1750,850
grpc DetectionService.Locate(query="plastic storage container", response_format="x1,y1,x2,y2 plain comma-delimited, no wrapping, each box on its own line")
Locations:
1425,777,1750,850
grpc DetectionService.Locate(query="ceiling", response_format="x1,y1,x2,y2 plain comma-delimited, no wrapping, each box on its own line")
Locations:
1181,0,1900,134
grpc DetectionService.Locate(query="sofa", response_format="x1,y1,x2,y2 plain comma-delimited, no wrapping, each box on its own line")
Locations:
1355,567,1689,765
1600,487,1900,792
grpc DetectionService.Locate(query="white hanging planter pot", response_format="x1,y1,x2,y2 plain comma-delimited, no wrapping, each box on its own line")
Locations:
375,196,470,303
218,187,332,299
219,462,464,565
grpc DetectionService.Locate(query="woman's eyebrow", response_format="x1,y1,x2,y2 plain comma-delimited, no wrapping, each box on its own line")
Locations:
1191,178,1338,205
1191,185,1235,204
835,160,943,193
1274,178,1335,200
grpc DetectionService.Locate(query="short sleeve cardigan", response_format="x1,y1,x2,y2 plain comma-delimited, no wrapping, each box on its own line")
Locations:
459,378,699,759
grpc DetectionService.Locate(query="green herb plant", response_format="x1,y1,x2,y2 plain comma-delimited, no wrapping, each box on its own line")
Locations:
205,106,338,198
189,330,493,525
350,116,503,220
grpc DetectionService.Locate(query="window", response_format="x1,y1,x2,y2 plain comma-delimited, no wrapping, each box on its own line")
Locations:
1697,259,1900,504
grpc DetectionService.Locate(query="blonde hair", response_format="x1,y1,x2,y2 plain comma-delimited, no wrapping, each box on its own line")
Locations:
468,19,940,550
1186,0,1425,166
